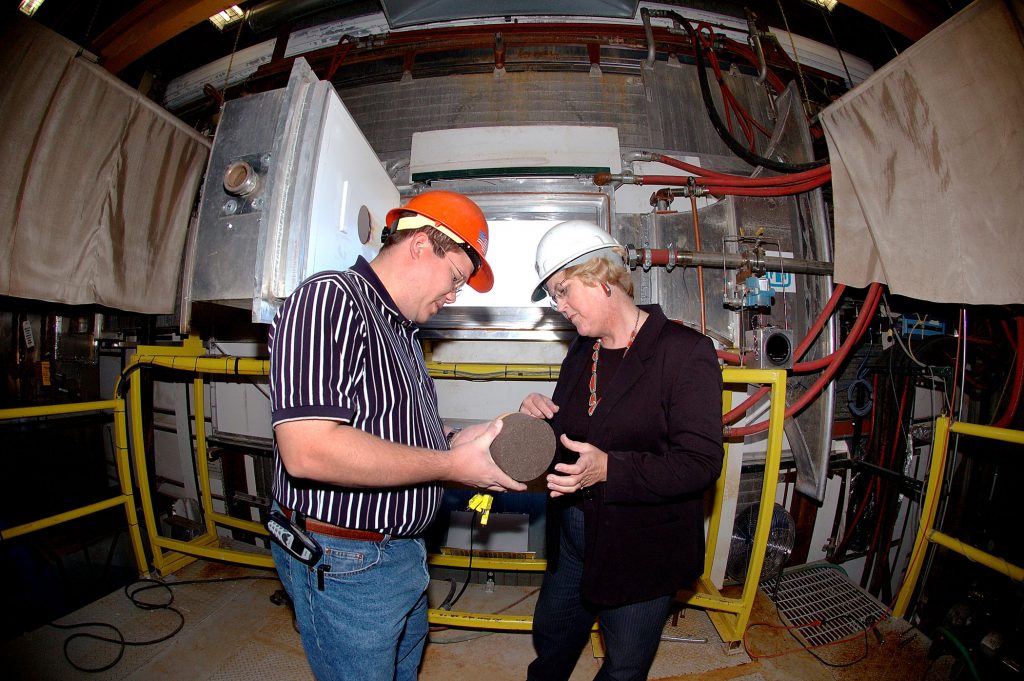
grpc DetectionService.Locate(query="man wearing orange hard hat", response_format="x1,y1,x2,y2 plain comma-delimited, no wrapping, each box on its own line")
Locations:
267,190,524,681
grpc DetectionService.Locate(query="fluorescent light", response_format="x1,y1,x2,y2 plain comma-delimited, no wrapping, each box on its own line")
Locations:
209,5,245,31
806,0,839,10
19,0,46,16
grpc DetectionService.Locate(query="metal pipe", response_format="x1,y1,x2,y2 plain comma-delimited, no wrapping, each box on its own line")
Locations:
627,247,834,277
1,495,130,540
681,367,788,642
950,419,1024,445
928,530,1023,582
689,192,707,334
0,399,118,419
641,7,656,69
745,8,768,85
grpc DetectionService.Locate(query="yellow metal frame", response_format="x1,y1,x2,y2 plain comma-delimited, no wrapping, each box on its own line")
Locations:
126,338,275,575
893,416,1024,617
679,367,787,643
422,365,787,643
0,399,148,576
14,339,784,644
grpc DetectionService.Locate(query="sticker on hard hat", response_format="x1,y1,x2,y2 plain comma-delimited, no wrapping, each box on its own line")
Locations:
476,230,489,253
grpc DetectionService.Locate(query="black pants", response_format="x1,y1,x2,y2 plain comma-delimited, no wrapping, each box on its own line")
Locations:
527,505,673,681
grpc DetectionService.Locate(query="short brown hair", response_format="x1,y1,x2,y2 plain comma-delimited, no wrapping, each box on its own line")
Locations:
382,225,461,260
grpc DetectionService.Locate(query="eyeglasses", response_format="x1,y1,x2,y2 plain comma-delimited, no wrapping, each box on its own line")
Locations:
547,279,572,309
446,254,468,297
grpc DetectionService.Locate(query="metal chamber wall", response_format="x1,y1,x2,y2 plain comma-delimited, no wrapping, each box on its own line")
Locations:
335,60,835,501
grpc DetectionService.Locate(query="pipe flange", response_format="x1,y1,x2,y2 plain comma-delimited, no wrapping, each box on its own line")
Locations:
626,244,639,269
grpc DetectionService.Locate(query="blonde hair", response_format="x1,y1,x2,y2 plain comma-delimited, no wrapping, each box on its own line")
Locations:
562,246,633,297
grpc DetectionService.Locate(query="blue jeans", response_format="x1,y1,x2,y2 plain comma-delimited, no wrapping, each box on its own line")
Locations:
271,515,430,681
528,505,673,681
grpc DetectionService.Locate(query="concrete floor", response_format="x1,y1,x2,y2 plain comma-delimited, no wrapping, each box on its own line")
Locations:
0,559,952,681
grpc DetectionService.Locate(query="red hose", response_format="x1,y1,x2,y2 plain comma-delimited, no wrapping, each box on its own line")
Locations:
725,284,882,437
722,283,847,424
864,379,910,564
704,180,830,196
651,154,831,185
992,316,1024,428
628,175,830,196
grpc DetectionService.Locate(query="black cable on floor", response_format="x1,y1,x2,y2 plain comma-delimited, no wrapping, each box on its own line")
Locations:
46,575,279,673
438,512,477,611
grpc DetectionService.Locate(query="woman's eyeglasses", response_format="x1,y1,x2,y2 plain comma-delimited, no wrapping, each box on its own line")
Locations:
547,280,572,309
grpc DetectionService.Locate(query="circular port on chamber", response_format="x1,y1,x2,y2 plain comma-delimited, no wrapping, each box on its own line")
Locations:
223,161,259,196
357,205,372,244
764,331,792,366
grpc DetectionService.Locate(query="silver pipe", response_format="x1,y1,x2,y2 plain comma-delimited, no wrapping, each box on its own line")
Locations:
746,9,769,85
641,7,656,69
627,247,834,277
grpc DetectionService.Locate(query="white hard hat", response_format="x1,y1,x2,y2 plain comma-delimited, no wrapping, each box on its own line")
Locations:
531,220,622,302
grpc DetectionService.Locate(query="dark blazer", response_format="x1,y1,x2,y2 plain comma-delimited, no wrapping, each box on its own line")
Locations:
547,304,724,607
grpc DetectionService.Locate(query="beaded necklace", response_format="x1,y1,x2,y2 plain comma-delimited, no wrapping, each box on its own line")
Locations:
588,308,641,416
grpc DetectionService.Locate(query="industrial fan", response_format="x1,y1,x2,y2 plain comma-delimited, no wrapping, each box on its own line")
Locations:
725,503,796,584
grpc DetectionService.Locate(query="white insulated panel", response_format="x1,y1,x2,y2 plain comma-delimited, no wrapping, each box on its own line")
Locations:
304,92,398,279
410,126,621,180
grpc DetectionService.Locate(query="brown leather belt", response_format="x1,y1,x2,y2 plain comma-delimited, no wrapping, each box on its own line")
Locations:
282,508,385,542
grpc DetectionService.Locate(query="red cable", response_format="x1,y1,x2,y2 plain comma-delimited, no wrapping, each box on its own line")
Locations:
724,284,877,426
703,36,770,147
722,284,847,424
632,172,831,190
726,284,882,437
832,477,877,560
834,375,901,562
650,154,832,186
864,379,910,566
704,180,830,196
992,315,1024,428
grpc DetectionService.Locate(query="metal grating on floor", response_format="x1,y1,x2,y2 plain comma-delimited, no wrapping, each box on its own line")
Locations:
764,566,890,647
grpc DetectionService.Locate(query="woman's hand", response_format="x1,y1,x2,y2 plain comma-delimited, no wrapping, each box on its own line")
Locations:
519,392,559,420
546,434,608,498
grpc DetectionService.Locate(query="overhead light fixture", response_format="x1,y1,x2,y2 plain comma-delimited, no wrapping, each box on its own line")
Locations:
805,0,839,10
209,5,245,31
19,0,46,17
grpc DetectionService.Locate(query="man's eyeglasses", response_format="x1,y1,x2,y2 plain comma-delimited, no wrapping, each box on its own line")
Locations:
446,254,468,297
546,280,572,309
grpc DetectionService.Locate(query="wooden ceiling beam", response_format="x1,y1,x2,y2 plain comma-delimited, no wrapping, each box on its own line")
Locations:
839,0,946,42
91,0,239,74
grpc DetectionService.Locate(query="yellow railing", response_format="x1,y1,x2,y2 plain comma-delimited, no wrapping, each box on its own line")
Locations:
0,399,148,576
125,337,274,574
680,367,787,644
893,416,1024,617
422,365,787,644
4,339,786,647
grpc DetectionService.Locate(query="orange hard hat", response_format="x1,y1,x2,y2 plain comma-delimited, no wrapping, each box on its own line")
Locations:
385,191,494,292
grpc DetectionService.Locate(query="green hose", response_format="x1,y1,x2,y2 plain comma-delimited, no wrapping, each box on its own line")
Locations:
934,627,981,681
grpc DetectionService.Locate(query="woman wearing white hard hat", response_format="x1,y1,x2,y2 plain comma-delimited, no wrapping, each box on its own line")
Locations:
520,220,724,681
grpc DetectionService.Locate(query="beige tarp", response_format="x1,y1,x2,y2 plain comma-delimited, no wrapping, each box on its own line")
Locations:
819,0,1024,305
0,17,210,314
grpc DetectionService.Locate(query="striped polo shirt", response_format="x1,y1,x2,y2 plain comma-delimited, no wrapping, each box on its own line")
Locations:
267,256,447,536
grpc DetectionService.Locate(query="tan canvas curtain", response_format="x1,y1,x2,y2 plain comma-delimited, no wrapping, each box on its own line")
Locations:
0,17,210,314
819,0,1024,305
